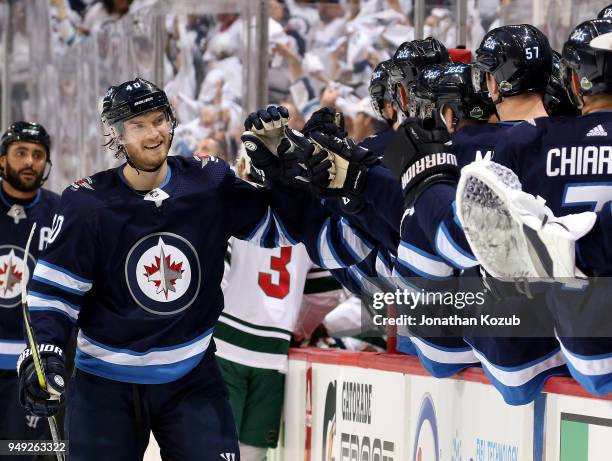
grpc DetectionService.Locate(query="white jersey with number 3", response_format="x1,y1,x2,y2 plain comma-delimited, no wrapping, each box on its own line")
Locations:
215,238,313,372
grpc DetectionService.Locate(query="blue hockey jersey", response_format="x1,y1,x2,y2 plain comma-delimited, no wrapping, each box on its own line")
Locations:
494,112,612,395
27,156,374,384
0,184,59,370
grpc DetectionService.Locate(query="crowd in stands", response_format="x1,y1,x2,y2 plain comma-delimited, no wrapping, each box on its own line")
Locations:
37,0,526,163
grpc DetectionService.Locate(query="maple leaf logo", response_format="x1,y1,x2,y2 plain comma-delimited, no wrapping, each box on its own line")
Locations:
143,244,184,299
0,250,23,295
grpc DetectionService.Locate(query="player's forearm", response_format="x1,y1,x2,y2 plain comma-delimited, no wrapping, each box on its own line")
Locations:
577,200,612,276
361,164,404,233
413,184,478,270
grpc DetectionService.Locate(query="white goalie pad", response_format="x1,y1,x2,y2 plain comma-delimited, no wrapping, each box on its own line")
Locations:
456,161,596,281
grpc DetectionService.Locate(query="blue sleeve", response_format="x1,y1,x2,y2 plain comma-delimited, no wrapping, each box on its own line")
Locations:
361,164,404,233
576,200,612,276
411,183,478,270
224,170,374,269
330,247,395,296
27,191,96,350
321,198,400,255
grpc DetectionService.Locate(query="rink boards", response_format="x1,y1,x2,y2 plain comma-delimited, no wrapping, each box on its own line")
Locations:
279,348,612,461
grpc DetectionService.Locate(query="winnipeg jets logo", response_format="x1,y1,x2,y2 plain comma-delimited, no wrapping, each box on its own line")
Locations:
70,177,94,191
125,233,201,315
143,242,185,299
571,29,587,42
193,154,219,168
0,250,22,296
0,245,35,308
482,36,497,50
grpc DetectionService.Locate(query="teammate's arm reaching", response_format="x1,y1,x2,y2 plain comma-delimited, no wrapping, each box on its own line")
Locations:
224,106,376,270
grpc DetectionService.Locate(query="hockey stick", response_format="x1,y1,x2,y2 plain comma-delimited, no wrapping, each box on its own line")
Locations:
21,223,65,461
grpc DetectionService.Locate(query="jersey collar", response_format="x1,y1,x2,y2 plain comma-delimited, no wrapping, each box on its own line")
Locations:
0,182,41,209
117,163,173,194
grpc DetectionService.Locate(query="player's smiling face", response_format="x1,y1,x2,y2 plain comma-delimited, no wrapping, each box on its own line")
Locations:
122,110,171,170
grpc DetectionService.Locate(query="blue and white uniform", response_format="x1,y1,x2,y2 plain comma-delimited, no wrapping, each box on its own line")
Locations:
28,155,373,385
494,112,612,396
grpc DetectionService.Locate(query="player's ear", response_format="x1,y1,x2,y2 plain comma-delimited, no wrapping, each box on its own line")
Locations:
485,73,499,100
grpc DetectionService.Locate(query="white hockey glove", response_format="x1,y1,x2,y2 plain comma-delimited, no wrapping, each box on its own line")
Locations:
456,161,596,281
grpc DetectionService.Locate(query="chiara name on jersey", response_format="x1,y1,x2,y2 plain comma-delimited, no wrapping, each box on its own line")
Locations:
546,145,612,177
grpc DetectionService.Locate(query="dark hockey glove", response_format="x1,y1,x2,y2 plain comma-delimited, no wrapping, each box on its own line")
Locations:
17,345,67,418
307,131,379,199
302,107,347,139
241,105,290,181
279,128,333,189
391,118,458,210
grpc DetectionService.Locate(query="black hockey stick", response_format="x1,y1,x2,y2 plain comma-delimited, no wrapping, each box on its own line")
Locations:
21,223,65,461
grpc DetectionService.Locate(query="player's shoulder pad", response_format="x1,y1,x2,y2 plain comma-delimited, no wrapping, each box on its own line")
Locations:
172,154,232,190
61,168,112,208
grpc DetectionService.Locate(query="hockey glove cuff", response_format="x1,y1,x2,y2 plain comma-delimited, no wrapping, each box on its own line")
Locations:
395,119,458,210
308,131,379,198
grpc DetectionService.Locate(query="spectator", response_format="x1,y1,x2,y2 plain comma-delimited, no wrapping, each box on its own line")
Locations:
194,137,226,160
81,0,133,34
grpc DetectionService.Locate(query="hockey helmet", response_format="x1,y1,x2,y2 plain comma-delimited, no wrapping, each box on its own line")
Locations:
473,24,553,99
369,60,393,120
598,4,612,19
411,37,451,66
1,121,51,157
413,64,445,122
543,50,580,116
432,63,495,122
101,77,176,129
562,19,612,107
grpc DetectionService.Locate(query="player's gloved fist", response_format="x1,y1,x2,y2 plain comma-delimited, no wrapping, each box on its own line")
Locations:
17,345,67,417
307,131,379,198
241,106,290,180
279,127,333,188
394,118,458,210
302,107,347,139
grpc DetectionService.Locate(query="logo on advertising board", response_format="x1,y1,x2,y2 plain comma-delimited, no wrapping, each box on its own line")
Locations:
560,413,612,461
412,393,440,461
322,380,337,461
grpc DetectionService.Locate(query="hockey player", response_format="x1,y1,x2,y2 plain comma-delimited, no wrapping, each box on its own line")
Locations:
16,79,373,461
298,25,569,403
470,19,612,396
215,153,345,461
0,121,59,459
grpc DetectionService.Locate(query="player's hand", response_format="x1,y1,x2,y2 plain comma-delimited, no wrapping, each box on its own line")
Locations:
279,127,332,188
241,106,290,180
17,345,67,418
307,130,379,198
302,107,347,139
390,117,458,209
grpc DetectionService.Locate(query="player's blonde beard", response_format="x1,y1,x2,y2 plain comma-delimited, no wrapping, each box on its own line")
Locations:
123,137,170,174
